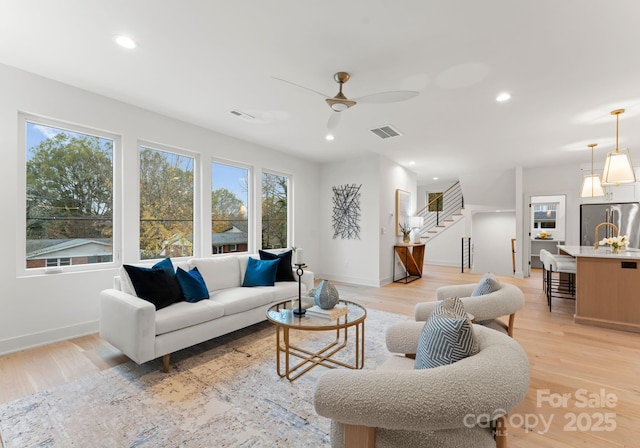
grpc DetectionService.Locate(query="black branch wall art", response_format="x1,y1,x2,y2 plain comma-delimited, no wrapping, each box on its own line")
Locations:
331,184,362,239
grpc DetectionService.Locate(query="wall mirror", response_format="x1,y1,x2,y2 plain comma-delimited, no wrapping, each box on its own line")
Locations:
395,189,410,236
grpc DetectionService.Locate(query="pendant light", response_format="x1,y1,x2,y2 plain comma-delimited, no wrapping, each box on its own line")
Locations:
580,143,605,198
602,109,636,185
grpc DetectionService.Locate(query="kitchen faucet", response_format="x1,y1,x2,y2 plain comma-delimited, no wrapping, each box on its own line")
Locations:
594,222,619,249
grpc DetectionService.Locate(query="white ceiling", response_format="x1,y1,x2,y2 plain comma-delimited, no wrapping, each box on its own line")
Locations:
2,0,640,187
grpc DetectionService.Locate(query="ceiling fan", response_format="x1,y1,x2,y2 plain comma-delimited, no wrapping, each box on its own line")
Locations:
274,72,419,129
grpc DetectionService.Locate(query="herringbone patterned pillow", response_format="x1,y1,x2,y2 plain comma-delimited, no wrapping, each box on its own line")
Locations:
415,297,479,369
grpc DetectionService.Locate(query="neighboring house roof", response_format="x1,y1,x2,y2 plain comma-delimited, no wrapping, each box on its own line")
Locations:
212,231,248,245
26,238,112,259
212,221,248,245
26,228,249,257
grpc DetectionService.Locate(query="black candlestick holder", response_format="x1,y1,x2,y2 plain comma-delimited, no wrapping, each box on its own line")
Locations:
293,263,306,316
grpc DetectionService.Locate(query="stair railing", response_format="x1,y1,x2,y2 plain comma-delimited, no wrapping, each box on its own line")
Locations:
415,181,464,238
461,236,472,273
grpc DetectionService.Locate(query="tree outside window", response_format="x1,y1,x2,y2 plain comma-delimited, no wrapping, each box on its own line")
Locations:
211,162,249,254
139,146,194,260
262,172,288,249
25,121,114,269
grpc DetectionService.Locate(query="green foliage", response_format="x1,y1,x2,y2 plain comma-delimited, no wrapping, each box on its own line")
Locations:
211,188,245,233
262,172,287,249
139,148,194,259
26,133,113,239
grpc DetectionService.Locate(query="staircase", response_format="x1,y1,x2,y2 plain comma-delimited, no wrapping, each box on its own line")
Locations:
416,181,464,243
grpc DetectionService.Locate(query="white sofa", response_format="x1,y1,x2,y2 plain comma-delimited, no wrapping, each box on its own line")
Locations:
100,254,314,371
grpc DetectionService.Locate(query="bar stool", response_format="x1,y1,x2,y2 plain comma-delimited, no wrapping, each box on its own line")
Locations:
541,250,576,311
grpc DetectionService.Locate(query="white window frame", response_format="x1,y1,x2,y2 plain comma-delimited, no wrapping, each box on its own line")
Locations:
17,114,122,277
210,157,253,256
138,140,201,262
261,168,292,250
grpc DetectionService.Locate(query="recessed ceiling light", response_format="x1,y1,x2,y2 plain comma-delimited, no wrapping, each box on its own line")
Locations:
409,161,415,165
113,35,138,49
496,92,511,102
325,134,334,141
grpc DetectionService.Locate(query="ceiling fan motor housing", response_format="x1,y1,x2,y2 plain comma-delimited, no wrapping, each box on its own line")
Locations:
327,72,356,111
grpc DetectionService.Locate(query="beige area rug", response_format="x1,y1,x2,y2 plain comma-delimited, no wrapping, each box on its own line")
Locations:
0,308,410,448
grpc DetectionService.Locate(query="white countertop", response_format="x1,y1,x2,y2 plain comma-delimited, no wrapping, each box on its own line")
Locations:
557,245,640,260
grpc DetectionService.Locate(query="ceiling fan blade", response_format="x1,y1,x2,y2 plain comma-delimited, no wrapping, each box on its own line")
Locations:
272,76,330,99
353,90,419,104
327,112,342,129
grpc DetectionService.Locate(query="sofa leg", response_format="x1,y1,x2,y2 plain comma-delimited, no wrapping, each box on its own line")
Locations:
344,424,376,448
162,354,171,373
494,415,508,448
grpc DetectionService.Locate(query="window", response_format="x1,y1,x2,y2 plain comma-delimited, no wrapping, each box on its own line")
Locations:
262,171,289,249
25,120,115,270
139,145,194,260
46,258,71,267
211,161,249,254
530,195,566,241
533,204,557,229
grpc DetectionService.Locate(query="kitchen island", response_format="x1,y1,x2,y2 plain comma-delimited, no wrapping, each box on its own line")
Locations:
557,245,640,333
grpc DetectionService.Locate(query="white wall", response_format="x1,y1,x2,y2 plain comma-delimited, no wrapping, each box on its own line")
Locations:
459,168,516,209
317,154,416,286
520,163,581,276
471,211,516,276
0,63,321,355
317,155,380,286
379,159,417,285
424,217,467,267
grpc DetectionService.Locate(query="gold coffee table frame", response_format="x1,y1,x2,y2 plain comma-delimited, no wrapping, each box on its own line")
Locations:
266,299,366,381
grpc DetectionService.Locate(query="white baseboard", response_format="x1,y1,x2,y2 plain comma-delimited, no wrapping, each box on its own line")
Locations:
315,272,381,288
0,320,99,356
424,260,460,267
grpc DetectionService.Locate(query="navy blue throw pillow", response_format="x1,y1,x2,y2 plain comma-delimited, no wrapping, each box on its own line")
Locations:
123,258,184,310
242,257,279,287
259,249,295,282
176,267,209,303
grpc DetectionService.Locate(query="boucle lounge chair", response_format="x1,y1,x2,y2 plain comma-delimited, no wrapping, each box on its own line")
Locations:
415,282,525,337
314,324,530,448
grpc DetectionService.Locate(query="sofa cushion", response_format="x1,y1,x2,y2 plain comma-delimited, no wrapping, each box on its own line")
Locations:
259,249,296,282
176,267,209,303
271,281,301,302
415,297,479,369
189,256,241,291
471,272,501,296
155,300,225,335
123,258,184,310
242,257,279,287
210,287,274,315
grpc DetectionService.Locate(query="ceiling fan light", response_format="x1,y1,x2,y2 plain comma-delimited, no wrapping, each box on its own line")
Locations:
580,175,605,198
602,149,636,185
113,35,138,49
331,103,348,112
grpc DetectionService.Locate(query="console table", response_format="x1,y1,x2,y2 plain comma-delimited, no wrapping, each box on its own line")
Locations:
393,243,425,283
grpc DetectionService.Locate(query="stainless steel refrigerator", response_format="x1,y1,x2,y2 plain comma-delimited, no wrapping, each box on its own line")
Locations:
580,202,640,249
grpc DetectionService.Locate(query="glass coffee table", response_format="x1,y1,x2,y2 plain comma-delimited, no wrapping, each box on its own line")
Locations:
266,299,366,381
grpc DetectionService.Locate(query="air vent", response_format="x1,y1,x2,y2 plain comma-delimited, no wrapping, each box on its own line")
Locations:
230,109,256,121
370,125,402,139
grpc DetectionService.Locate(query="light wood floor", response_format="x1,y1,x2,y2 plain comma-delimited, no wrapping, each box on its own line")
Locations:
1,265,639,447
